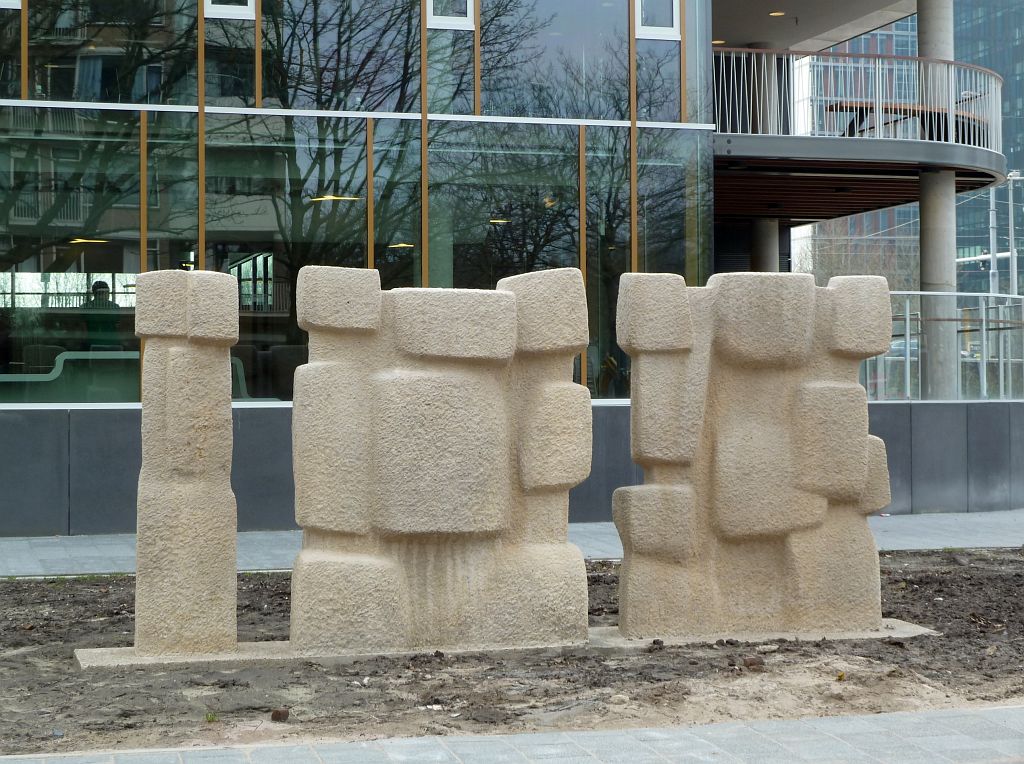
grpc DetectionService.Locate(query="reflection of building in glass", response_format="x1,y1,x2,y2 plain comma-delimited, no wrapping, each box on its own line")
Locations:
0,0,712,402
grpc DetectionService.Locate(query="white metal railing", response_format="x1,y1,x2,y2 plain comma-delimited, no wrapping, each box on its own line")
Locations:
11,189,86,224
863,290,1024,402
714,48,1003,153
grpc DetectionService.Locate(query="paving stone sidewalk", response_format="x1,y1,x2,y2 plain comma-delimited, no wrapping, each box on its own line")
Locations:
4,509,1024,577
3,706,1024,762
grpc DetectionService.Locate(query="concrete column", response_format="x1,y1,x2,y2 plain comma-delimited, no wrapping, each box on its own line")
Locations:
751,218,780,272
920,170,958,400
917,0,954,60
917,1,957,399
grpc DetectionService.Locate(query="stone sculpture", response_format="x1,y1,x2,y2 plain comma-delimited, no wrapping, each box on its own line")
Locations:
134,270,240,655
614,272,892,638
290,266,592,654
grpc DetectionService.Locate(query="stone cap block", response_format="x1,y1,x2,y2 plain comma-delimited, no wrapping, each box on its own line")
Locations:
297,266,382,333
613,484,696,563
709,272,815,367
827,276,892,359
136,270,239,343
616,273,692,353
390,289,517,361
496,268,588,354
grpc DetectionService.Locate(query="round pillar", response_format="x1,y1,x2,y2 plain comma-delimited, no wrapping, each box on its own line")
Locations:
751,218,780,272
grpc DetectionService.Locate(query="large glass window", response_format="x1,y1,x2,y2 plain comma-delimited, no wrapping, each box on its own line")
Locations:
147,111,199,271
262,0,420,112
426,28,473,114
0,106,142,402
637,39,681,122
586,125,630,398
205,15,254,106
205,113,368,400
637,126,710,279
427,120,579,289
372,119,421,289
28,0,198,105
480,0,628,120
685,0,712,123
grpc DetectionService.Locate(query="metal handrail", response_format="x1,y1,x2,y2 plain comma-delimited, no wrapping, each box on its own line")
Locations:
865,290,1024,402
714,49,1003,153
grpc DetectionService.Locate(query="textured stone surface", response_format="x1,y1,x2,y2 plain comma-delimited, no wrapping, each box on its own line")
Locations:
290,267,591,654
133,270,239,655
614,273,892,637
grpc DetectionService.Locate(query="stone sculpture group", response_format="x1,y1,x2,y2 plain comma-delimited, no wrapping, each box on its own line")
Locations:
86,265,895,663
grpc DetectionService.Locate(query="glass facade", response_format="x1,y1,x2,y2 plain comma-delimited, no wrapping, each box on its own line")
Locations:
0,0,712,402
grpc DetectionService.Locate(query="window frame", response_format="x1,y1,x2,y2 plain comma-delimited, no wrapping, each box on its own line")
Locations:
427,0,474,31
204,0,256,21
635,0,680,41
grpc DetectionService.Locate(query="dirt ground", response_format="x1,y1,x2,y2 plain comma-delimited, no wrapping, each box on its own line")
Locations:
2,549,1024,755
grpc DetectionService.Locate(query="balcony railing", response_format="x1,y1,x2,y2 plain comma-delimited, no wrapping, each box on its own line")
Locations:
864,291,1024,402
714,48,1003,153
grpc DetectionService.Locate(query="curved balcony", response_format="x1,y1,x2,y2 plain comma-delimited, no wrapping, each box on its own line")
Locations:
712,49,1006,223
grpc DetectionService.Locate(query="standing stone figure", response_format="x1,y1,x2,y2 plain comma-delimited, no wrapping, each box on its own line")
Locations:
134,270,239,655
614,272,892,637
290,266,591,654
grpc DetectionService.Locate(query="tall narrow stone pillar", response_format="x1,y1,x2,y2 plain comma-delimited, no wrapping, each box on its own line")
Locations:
917,0,958,399
134,270,240,655
752,218,781,272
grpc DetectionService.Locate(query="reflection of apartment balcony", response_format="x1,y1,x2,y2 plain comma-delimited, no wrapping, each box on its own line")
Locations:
239,281,292,314
11,108,84,134
37,21,88,42
713,48,1007,223
11,189,86,225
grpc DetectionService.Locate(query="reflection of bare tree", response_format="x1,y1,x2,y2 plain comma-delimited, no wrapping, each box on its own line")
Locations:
263,0,419,111
0,109,142,273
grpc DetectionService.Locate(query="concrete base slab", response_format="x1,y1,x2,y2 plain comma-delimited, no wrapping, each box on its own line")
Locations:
75,619,935,669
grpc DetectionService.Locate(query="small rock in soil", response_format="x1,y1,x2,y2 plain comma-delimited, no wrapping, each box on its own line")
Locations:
755,644,779,654
608,694,629,705
270,708,289,722
742,656,765,670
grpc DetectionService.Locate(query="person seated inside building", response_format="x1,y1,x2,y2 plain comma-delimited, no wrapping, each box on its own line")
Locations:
81,280,121,350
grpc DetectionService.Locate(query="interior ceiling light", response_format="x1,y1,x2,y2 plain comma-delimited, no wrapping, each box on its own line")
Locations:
387,242,415,248
490,218,511,224
309,195,362,202
70,238,108,244
769,11,785,16
712,40,726,45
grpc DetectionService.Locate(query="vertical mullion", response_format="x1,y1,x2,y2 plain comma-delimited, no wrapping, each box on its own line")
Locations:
629,0,639,273
366,118,375,270
420,0,429,287
254,0,263,107
20,0,28,99
579,123,587,390
139,109,149,402
473,0,482,115
139,111,149,273
679,0,686,121
197,7,207,269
